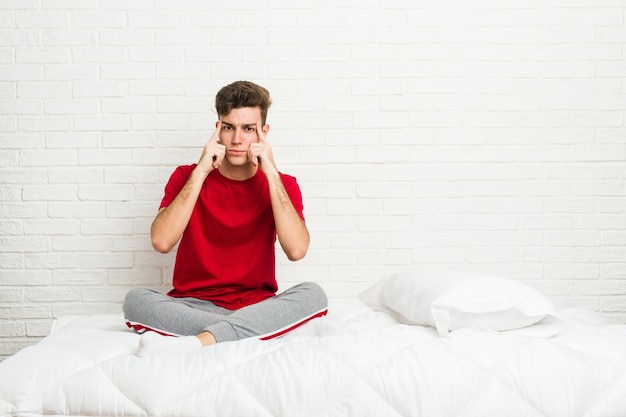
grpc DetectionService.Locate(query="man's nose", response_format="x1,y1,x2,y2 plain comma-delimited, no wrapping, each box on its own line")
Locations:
232,127,243,142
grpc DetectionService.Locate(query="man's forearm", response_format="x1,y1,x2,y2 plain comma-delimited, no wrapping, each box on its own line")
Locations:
267,172,310,261
150,167,208,253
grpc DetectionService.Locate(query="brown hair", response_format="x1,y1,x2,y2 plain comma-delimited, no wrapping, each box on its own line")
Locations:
215,81,272,124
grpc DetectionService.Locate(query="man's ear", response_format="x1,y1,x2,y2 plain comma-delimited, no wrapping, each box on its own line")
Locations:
263,123,270,135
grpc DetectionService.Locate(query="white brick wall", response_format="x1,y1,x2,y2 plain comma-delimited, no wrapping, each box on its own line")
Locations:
1,1,626,359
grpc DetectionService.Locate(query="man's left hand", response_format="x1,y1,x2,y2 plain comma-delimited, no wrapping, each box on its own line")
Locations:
248,121,278,176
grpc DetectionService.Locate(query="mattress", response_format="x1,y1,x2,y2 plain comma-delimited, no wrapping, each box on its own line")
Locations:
1,301,626,417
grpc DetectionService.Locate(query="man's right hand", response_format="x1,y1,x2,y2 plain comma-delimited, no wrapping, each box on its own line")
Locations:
198,121,225,173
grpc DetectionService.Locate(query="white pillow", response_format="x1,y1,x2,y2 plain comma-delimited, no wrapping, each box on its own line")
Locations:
358,269,562,337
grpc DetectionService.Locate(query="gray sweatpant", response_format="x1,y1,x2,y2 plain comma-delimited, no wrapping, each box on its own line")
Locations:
122,282,328,343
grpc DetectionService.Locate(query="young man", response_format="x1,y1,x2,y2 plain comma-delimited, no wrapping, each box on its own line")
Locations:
123,81,328,356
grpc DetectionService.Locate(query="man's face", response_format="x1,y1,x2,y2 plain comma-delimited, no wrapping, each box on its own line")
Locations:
218,106,265,167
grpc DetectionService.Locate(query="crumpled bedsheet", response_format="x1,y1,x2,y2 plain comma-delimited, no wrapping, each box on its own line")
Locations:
1,303,626,417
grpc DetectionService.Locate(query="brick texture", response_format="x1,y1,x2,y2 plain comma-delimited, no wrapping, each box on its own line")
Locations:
1,1,626,359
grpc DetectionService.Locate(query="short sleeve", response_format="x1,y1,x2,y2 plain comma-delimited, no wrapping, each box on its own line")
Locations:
159,165,195,210
280,173,305,221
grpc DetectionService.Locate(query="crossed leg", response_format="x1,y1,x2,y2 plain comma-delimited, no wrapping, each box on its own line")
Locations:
122,282,328,356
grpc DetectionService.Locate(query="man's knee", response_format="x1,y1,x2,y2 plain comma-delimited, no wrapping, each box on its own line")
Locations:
122,287,151,319
295,281,328,310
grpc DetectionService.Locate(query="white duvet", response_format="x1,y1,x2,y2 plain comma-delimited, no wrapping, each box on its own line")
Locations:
1,302,626,417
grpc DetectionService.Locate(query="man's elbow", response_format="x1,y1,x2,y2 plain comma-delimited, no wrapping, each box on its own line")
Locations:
151,236,173,254
284,241,309,261
286,248,307,262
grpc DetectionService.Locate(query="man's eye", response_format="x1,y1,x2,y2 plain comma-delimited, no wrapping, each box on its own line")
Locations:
246,127,255,132
222,125,232,130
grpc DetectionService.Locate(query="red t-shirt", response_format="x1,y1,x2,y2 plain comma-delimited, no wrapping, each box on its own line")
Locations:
160,165,305,310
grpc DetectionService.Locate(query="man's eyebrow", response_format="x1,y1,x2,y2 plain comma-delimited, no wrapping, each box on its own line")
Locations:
221,121,256,128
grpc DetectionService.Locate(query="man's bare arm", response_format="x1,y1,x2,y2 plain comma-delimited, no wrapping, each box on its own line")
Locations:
266,172,310,261
249,122,310,261
151,123,224,253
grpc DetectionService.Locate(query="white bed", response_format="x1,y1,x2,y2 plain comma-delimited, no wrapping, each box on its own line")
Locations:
1,271,626,417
